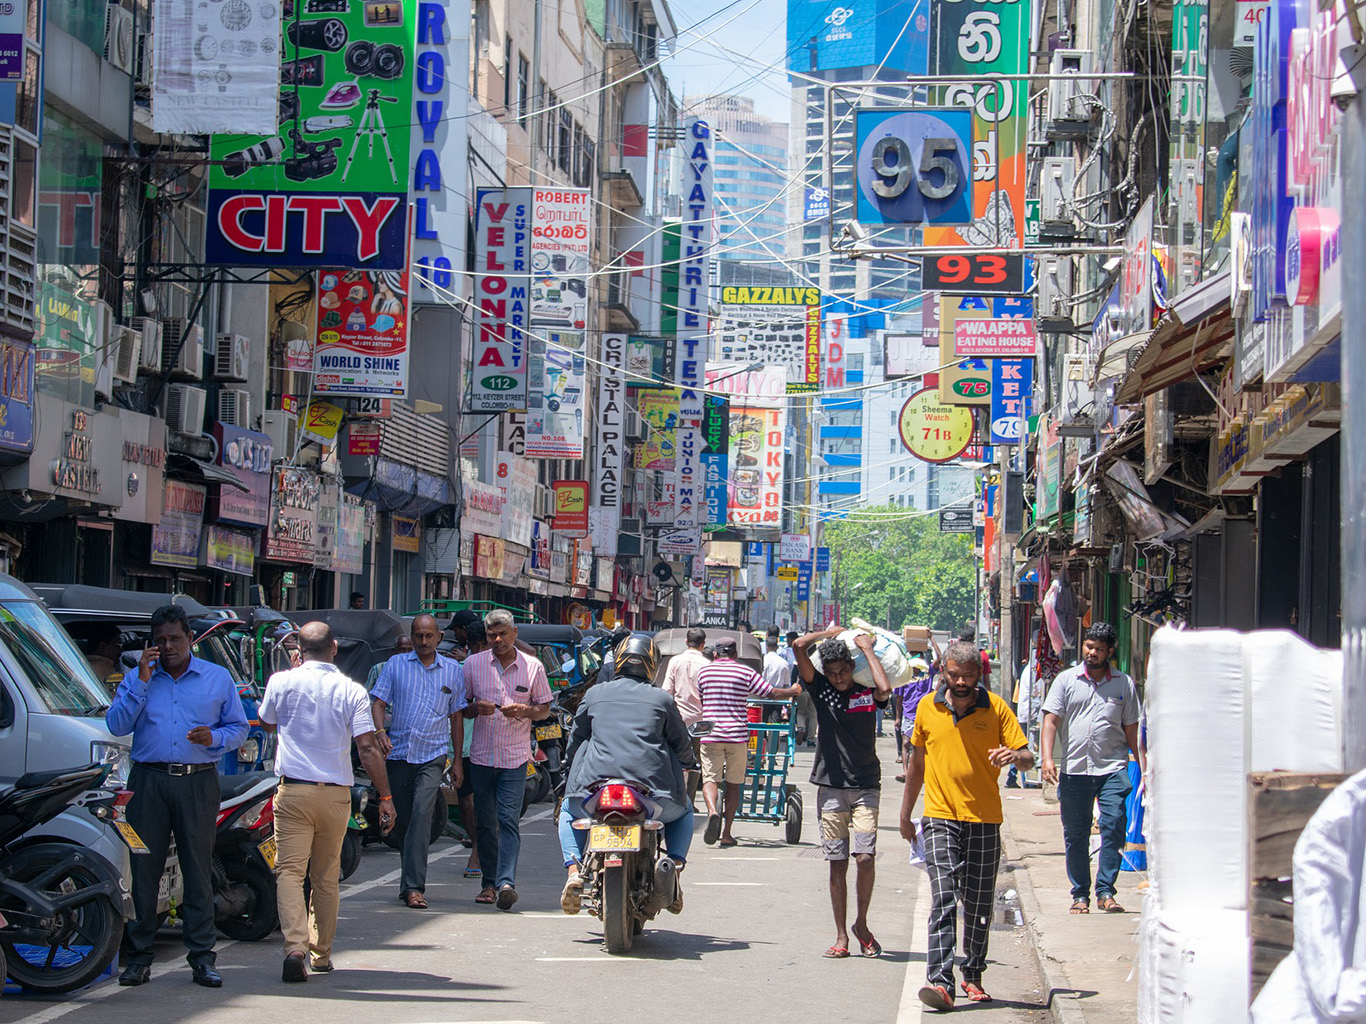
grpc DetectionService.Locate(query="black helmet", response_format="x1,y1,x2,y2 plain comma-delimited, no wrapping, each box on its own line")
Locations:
612,633,659,682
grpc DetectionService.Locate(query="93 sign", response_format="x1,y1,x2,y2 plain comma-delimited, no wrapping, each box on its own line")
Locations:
854,109,973,226
922,253,1026,295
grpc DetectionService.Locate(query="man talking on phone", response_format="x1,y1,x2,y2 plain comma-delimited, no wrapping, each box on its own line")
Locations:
106,604,249,988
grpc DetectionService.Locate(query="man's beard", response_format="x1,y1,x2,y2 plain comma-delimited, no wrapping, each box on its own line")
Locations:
949,684,976,698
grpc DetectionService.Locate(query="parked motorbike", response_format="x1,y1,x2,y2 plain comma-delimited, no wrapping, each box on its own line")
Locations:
212,772,279,941
339,784,368,882
0,764,135,993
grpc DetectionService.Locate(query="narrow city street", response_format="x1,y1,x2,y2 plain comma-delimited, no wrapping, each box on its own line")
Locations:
0,741,1051,1024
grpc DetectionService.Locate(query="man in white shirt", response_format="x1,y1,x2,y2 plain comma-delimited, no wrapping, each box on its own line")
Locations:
259,622,395,983
762,631,791,689
662,627,710,804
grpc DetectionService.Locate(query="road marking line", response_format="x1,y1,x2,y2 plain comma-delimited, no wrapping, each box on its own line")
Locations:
691,881,767,886
533,957,634,963
714,856,780,861
897,868,932,1023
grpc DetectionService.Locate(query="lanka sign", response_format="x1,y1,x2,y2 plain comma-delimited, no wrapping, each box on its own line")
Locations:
206,2,416,267
471,187,532,411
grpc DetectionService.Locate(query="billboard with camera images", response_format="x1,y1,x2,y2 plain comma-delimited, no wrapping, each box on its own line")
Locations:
205,0,417,268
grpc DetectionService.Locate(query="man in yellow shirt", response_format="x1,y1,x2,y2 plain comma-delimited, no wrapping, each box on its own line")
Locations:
900,640,1034,1011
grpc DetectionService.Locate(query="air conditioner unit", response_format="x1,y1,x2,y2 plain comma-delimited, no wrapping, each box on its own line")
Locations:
620,516,642,538
261,409,299,457
1057,353,1097,436
1047,49,1094,129
214,333,250,382
162,318,203,380
625,406,645,443
1039,157,1076,235
1037,257,1075,332
134,26,153,89
165,384,208,434
130,317,162,371
112,325,141,384
104,3,135,74
217,388,251,427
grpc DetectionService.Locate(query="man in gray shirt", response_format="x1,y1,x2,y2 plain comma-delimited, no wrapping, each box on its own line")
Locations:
1040,622,1143,914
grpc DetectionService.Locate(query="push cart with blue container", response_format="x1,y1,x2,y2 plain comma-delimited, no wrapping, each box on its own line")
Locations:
738,698,803,843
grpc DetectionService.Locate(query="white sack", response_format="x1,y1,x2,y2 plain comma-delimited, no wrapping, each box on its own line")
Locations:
1244,629,1343,773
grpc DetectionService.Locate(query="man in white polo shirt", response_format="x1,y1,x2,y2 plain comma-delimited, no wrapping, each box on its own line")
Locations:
259,621,395,983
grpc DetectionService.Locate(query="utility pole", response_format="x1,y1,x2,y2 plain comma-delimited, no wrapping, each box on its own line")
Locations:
1342,92,1366,773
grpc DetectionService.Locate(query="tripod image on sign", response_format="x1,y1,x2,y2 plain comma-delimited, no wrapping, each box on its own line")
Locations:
342,89,399,184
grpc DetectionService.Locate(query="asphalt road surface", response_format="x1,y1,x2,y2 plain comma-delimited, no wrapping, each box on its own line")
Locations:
0,740,1050,1024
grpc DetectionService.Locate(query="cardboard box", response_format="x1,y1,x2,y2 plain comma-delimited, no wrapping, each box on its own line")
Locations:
903,625,932,652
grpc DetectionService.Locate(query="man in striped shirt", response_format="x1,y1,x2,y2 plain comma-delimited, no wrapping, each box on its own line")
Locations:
463,609,552,909
370,614,467,910
697,636,802,847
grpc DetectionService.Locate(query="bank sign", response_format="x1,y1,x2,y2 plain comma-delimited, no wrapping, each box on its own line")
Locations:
205,2,416,268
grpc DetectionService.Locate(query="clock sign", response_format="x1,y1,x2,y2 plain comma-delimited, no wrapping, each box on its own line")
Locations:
898,387,975,463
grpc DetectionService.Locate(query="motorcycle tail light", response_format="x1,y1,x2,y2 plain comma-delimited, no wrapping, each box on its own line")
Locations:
598,784,638,812
242,795,275,831
113,790,133,822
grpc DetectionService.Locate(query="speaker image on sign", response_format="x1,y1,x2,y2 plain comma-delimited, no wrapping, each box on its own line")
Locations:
1003,471,1025,534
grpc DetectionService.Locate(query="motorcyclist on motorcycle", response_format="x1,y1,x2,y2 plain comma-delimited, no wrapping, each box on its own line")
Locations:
558,633,698,915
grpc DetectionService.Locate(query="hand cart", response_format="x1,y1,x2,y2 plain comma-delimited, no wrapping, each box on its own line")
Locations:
737,698,803,843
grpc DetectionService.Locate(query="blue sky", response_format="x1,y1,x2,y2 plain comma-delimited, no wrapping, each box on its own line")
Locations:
664,0,792,123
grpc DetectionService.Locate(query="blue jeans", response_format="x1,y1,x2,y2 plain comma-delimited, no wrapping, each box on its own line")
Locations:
1059,769,1132,901
557,793,694,868
471,763,527,891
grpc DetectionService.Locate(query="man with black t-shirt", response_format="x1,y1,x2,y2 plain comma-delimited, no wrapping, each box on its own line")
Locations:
792,627,893,959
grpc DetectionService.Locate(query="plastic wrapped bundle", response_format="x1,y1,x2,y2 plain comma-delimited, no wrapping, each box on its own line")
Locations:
1243,630,1343,773
808,620,912,688
1140,903,1250,1024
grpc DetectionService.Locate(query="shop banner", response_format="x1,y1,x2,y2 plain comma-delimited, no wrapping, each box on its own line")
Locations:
925,0,1032,248
634,390,678,469
471,187,532,410
989,358,1033,444
658,528,701,556
348,421,382,455
151,481,206,568
393,514,421,553
314,476,340,568
704,362,788,406
646,477,677,526
529,519,551,578
727,404,786,529
212,422,272,527
206,2,416,268
713,286,821,392
703,565,731,624
701,393,729,529
201,524,256,577
530,188,591,328
592,333,627,555
526,330,586,457
313,269,410,396
461,478,505,536
151,0,282,134
262,467,319,563
35,279,98,403
0,339,34,454
953,318,1037,357
673,118,713,531
937,295,1033,406
625,335,674,388
334,495,365,574
552,480,589,534
474,534,505,579
494,450,535,548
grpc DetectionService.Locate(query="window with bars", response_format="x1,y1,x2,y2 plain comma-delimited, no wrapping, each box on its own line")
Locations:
502,35,512,114
558,108,572,174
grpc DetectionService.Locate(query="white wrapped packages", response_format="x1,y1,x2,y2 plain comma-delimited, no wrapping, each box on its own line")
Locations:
1244,630,1343,773
808,619,912,688
1141,902,1249,1024
1145,626,1247,911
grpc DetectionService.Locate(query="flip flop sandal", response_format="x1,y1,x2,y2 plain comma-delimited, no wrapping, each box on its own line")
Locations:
960,981,992,1003
822,945,850,959
857,935,882,958
475,888,497,904
1098,897,1126,913
703,814,722,845
463,867,482,878
918,984,955,1011
718,837,739,848
1070,899,1090,914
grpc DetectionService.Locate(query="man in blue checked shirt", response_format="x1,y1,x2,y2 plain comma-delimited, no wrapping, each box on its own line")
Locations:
105,603,249,989
371,613,467,909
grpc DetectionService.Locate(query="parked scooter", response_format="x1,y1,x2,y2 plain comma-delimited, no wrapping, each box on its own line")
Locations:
339,784,369,882
212,772,279,941
0,764,135,993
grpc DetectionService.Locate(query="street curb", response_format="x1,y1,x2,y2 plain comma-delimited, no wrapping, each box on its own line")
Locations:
1001,814,1090,1024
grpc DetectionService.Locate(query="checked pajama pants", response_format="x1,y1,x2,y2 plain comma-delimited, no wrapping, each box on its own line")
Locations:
922,818,1003,989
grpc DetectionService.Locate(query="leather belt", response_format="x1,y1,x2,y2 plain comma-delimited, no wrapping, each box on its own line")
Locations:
135,761,215,776
281,776,342,787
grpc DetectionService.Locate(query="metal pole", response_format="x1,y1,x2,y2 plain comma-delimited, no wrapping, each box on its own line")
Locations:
1341,93,1366,773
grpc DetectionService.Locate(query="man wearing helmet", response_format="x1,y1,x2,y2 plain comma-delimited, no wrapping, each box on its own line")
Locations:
557,633,698,915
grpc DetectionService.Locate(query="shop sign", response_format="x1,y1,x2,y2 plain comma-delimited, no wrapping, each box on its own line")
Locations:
595,557,614,593
525,329,587,458
899,387,975,462
796,563,812,602
392,514,420,553
461,478,505,536
713,285,821,392
658,528,700,556
314,477,340,568
300,399,346,446
590,333,626,555
0,339,33,455
726,404,785,528
262,467,319,562
937,295,1031,405
1035,415,1062,520
953,319,1037,357
815,546,830,572
528,519,551,579
700,393,729,530
151,480,206,568
624,335,675,390
552,480,589,534
550,537,570,583
566,603,592,630
634,390,678,470
673,119,712,532
334,495,365,574
201,524,256,577
348,421,382,456
205,2,415,268
530,187,591,327
212,422,271,527
1250,3,1295,321
471,187,532,411
573,542,593,587
313,270,410,397
989,358,1033,445
473,534,505,578
853,108,973,227
114,412,167,525
775,566,799,581
494,450,535,548
1119,197,1155,336
703,565,730,624
51,408,102,496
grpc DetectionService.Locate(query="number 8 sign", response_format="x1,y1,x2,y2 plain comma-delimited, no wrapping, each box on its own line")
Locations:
854,109,974,226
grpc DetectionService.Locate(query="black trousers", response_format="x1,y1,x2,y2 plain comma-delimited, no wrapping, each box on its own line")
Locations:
122,764,220,966
387,756,446,897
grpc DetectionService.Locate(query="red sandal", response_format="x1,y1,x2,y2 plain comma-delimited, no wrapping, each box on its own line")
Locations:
918,984,954,1011
960,980,992,1003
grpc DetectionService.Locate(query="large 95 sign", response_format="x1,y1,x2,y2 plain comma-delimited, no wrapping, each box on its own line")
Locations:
854,109,973,226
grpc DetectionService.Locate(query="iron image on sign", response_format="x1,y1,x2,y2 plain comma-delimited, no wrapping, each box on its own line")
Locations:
854,109,973,225
953,318,1037,357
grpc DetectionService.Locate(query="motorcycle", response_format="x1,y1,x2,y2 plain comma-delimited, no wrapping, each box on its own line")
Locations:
212,772,279,941
339,784,369,881
0,764,135,993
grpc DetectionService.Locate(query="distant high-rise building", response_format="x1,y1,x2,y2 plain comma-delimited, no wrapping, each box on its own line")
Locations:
682,94,790,265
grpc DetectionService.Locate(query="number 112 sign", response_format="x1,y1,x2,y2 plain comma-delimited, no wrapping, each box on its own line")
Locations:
855,109,973,226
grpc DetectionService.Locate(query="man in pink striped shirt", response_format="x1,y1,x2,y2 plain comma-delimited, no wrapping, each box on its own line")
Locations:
462,610,552,909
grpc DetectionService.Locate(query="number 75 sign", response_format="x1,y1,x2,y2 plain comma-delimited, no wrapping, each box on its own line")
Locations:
854,109,974,226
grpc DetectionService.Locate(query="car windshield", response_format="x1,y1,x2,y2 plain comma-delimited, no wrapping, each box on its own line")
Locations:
0,599,110,715
194,628,261,700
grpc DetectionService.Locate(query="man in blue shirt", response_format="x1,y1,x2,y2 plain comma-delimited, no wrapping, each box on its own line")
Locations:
371,613,467,909
105,603,249,988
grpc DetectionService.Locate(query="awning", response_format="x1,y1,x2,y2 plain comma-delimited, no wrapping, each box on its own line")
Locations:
1114,270,1234,405
166,453,250,492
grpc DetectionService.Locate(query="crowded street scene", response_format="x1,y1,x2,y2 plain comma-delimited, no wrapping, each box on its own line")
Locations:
0,0,1362,1021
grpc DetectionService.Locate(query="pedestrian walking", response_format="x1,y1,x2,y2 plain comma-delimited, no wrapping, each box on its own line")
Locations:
1040,621,1143,914
661,626,709,805
762,631,789,689
791,628,892,959
105,604,249,988
697,636,801,847
454,620,488,879
893,658,933,783
259,622,396,982
370,613,467,909
464,609,552,910
900,639,1034,1010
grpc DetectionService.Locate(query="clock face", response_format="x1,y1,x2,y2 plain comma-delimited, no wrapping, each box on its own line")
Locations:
898,387,975,463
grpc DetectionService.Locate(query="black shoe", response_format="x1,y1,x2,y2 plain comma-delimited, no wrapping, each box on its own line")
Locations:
495,885,519,911
282,954,308,983
119,963,152,987
704,813,722,845
191,963,223,988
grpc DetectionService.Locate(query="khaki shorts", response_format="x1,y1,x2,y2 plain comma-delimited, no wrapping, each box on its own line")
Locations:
818,786,880,860
701,741,749,785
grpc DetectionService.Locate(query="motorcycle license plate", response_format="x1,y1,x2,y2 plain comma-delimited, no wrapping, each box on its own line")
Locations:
535,723,563,741
258,835,277,870
114,820,149,853
588,824,641,853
